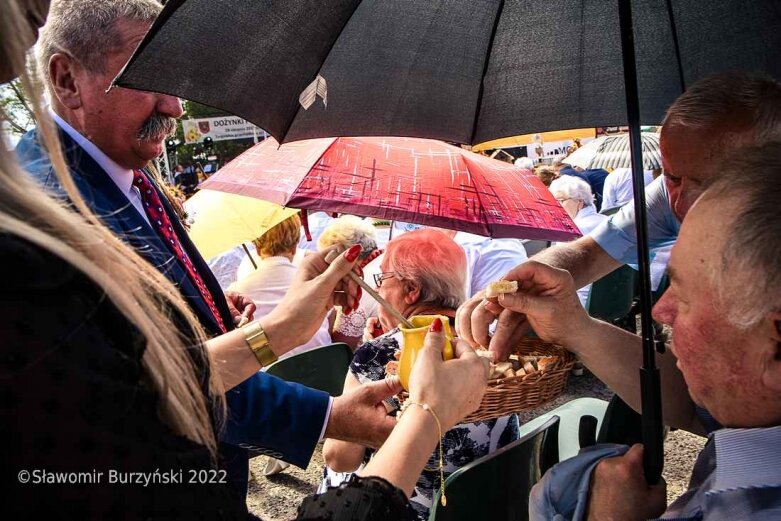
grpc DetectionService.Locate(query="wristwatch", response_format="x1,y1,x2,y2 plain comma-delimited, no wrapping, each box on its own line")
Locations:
242,321,278,366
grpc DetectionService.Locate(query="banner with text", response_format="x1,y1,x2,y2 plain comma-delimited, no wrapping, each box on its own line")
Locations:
182,116,263,144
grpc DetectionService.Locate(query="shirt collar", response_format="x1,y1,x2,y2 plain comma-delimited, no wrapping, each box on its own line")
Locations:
51,109,135,196
711,426,781,491
576,205,599,219
259,256,294,267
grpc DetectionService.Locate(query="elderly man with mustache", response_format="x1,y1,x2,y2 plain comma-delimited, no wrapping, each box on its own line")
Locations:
17,0,400,502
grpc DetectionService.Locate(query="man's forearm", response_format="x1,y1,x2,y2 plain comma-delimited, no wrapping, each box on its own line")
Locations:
567,318,702,435
532,237,621,289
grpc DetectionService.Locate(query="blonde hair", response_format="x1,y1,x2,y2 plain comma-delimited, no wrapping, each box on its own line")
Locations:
1,3,223,460
317,215,377,253
253,214,301,257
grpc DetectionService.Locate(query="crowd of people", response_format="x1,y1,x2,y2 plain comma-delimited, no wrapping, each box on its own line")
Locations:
2,0,780,520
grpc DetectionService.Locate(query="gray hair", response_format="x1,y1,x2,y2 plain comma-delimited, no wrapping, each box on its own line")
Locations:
548,175,594,206
317,215,378,254
37,0,161,85
514,157,534,170
702,141,781,329
663,71,781,144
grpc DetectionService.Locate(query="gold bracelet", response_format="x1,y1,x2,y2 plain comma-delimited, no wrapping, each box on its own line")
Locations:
398,401,447,507
241,321,278,367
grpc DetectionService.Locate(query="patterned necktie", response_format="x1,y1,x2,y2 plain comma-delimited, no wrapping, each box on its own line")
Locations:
132,170,227,333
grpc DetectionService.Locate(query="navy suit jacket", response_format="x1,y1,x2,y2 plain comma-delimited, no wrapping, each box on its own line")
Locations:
17,128,329,495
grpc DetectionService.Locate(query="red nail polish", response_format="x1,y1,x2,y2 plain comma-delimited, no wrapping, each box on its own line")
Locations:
430,317,443,333
345,244,361,262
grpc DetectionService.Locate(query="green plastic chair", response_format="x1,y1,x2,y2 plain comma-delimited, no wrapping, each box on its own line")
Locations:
429,416,560,521
265,342,353,396
585,265,637,328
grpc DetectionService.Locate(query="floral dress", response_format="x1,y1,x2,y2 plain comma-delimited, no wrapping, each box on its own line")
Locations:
320,329,520,521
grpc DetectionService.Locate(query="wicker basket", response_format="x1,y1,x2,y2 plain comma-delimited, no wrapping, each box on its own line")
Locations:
401,337,575,423
462,338,576,422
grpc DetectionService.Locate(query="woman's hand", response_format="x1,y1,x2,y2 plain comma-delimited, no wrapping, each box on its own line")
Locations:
362,316,383,343
407,318,489,430
262,245,363,351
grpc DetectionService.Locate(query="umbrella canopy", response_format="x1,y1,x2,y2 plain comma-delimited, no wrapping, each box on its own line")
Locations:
184,188,298,259
115,1,780,146
200,136,580,242
473,128,596,153
565,133,661,171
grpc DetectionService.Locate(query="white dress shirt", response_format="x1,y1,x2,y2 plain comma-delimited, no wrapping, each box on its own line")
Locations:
600,167,654,211
230,256,332,360
569,205,609,307
453,232,528,298
51,110,150,225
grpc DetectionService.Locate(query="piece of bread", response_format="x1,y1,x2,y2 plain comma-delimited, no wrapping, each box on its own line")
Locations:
385,360,399,376
502,368,515,378
485,280,519,298
537,356,558,372
494,362,513,374
523,360,536,374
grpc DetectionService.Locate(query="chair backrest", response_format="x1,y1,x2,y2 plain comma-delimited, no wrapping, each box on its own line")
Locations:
265,343,353,396
586,265,637,323
518,397,609,462
522,239,551,257
429,416,560,521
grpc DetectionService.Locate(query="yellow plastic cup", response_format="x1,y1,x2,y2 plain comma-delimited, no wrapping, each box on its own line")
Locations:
398,315,454,391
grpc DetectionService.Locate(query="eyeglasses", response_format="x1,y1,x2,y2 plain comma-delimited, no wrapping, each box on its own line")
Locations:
556,197,572,204
373,272,397,287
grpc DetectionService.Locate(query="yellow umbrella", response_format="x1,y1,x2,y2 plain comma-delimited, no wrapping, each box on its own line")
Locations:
184,189,299,259
472,128,596,152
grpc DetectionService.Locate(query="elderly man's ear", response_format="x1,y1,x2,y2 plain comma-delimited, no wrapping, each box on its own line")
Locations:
761,312,781,392
48,53,83,110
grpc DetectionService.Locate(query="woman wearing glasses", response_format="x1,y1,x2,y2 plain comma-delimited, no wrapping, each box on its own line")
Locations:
320,229,520,521
548,176,608,307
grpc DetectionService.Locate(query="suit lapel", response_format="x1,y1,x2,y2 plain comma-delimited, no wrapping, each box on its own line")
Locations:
18,128,228,335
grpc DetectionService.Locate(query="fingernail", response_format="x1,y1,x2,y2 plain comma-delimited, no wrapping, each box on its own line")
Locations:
345,244,361,262
430,317,443,333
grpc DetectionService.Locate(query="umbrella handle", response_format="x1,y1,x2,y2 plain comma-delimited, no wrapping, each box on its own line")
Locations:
640,366,664,484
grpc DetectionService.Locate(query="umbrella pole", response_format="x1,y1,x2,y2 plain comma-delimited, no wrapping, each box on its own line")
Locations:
618,0,664,485
242,243,258,270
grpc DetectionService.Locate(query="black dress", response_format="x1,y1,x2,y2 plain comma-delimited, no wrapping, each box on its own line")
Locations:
0,235,247,519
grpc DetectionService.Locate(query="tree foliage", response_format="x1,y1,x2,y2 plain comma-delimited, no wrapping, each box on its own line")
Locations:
0,79,35,137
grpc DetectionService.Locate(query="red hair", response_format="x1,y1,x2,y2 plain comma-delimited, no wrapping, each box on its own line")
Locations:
385,229,466,309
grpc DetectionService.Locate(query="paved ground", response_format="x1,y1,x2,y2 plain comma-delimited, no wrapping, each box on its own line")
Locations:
246,370,705,519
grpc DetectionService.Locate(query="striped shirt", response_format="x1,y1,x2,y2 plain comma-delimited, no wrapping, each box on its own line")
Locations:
660,426,781,520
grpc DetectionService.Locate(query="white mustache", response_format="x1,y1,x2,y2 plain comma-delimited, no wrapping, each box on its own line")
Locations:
138,114,177,141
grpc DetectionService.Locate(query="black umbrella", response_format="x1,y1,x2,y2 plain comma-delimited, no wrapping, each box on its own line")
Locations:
116,0,781,483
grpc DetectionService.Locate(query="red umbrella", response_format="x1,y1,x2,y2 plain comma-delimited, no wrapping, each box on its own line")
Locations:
201,136,579,241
